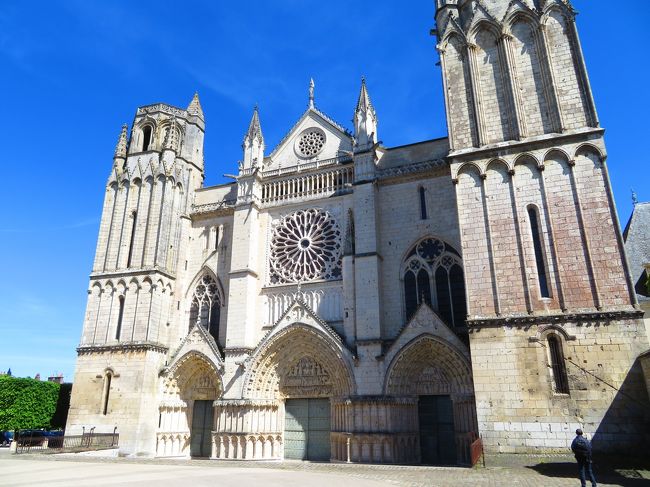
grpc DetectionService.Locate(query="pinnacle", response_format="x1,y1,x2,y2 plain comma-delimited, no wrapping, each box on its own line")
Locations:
187,92,204,120
244,106,264,145
114,124,128,159
356,77,376,116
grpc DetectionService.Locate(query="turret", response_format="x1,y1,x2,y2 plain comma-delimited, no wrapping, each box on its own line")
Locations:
241,106,264,172
187,92,205,122
112,124,128,176
353,78,378,150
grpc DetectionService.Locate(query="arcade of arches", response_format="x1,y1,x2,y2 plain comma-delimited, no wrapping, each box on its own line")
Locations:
159,317,478,465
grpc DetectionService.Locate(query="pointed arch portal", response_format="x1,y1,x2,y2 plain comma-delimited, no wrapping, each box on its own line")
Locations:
243,322,355,461
385,335,478,465
157,352,223,459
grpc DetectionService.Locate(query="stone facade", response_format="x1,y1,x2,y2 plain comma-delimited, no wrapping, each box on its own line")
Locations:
66,0,650,462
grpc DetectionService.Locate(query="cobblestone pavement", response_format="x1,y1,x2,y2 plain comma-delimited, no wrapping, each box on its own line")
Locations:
1,448,649,486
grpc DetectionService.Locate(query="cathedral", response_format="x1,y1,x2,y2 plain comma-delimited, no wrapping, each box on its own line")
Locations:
66,0,650,463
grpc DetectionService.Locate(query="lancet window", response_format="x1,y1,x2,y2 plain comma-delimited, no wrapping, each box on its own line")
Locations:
189,274,221,343
403,238,467,327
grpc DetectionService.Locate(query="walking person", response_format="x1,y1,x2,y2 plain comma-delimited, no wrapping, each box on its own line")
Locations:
571,429,597,487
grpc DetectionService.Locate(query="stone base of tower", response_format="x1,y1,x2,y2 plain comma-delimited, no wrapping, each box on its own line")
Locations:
66,344,167,457
469,313,650,454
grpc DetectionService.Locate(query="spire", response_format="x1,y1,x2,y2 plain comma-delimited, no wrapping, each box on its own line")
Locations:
114,124,128,159
242,106,265,171
187,92,204,120
356,77,376,119
244,105,264,146
354,77,378,149
309,78,315,109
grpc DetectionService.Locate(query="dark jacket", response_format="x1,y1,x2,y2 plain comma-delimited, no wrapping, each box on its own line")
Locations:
571,435,592,462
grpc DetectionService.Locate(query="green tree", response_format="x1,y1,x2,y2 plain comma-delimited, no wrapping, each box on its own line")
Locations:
0,376,60,431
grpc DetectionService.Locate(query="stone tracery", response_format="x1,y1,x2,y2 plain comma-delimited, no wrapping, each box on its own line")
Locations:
270,208,342,284
189,274,221,342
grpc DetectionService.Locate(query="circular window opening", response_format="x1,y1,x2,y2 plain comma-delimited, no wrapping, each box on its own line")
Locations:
295,128,326,158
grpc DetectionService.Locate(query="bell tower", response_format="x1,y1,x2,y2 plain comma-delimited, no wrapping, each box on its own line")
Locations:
435,0,649,454
67,94,206,456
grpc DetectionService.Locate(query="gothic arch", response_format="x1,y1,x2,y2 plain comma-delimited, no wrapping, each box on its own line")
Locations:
243,323,355,400
164,350,223,402
185,267,224,302
467,19,502,44
384,334,473,396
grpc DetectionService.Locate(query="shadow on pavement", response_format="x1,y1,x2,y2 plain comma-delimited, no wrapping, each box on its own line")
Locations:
526,461,650,486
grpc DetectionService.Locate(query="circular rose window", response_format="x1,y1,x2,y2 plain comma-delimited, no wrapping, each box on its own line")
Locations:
295,128,326,158
270,208,341,283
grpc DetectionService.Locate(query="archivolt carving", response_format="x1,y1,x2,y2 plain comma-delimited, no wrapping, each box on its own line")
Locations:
244,324,354,399
163,351,223,402
385,335,473,396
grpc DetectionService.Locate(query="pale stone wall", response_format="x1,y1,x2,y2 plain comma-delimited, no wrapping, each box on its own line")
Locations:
376,169,461,338
67,348,166,457
470,318,650,453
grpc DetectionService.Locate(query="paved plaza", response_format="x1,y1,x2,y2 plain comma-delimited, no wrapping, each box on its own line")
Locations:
1,448,649,486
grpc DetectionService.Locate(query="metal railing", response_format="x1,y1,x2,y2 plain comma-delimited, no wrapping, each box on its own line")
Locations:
14,428,119,454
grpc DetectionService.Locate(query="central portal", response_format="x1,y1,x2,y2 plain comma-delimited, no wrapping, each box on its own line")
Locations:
284,398,331,461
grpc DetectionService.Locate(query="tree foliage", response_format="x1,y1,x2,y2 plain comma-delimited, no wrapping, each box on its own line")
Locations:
0,376,60,431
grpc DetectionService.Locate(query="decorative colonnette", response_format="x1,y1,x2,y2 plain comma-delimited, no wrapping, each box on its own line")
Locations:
331,396,419,464
156,400,190,457
211,399,282,460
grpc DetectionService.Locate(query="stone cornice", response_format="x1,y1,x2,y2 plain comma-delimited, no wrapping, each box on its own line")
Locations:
77,342,169,355
90,268,176,281
448,127,605,162
376,158,447,180
467,309,644,329
190,199,237,216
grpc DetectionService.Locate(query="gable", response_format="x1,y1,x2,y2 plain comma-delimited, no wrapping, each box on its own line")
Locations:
264,108,353,172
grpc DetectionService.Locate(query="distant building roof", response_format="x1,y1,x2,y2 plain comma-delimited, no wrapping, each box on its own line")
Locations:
623,201,650,301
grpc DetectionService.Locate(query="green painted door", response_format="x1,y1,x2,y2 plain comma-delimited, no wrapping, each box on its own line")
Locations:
418,395,456,465
284,398,331,461
190,400,214,457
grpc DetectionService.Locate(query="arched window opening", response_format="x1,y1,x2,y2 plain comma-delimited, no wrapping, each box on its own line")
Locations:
419,187,428,220
547,335,569,394
127,211,137,268
450,264,467,328
528,206,550,298
404,271,418,320
436,266,453,325
101,372,112,415
404,260,433,321
403,238,467,328
417,269,432,307
115,296,125,341
214,226,220,251
189,274,221,344
142,126,152,151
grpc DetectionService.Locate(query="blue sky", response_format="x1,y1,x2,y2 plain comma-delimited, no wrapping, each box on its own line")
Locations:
0,1,648,381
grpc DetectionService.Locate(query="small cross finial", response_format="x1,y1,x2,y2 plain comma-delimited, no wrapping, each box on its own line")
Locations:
309,78,315,108
632,189,639,206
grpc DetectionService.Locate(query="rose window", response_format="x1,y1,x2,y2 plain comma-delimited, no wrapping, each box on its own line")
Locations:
295,128,326,158
270,208,341,283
